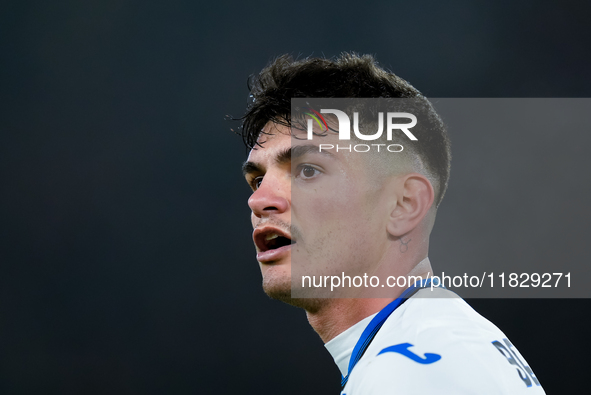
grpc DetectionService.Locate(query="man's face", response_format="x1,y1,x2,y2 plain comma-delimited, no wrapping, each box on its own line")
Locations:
243,123,392,301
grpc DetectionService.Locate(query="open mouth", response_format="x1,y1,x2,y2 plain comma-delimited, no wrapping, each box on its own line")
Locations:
263,233,291,250
254,229,293,252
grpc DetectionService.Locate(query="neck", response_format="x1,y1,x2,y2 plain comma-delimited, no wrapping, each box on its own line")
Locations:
305,298,394,343
306,257,433,343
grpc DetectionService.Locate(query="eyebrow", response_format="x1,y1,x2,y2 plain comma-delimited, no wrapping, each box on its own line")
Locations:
241,144,335,177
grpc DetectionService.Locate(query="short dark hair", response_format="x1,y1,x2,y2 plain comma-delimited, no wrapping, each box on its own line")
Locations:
239,53,451,206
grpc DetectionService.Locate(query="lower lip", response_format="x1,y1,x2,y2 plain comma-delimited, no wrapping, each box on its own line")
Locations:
257,244,292,263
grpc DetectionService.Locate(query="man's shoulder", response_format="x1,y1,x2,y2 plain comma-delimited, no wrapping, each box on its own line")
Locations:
366,287,512,376
387,287,503,338
343,289,545,394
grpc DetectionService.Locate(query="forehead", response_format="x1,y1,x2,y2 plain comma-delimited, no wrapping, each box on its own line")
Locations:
246,124,292,164
246,122,352,165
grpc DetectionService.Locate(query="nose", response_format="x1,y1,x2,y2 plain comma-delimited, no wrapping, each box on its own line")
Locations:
248,174,290,218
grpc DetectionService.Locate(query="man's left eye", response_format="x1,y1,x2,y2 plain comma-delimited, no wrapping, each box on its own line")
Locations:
297,165,320,179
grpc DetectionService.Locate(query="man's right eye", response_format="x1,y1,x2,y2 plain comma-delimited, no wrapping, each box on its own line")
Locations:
251,176,263,190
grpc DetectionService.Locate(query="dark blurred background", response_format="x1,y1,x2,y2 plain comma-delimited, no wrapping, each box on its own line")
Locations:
1,0,589,393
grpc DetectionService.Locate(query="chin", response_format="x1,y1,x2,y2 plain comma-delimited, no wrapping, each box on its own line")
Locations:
262,277,326,312
262,275,291,301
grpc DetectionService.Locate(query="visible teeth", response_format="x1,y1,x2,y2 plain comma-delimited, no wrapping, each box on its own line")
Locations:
265,233,279,241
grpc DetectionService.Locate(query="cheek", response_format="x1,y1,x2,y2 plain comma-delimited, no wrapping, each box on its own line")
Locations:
308,182,364,216
296,186,365,241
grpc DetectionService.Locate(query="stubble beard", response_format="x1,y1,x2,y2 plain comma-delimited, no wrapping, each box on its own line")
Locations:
262,276,326,313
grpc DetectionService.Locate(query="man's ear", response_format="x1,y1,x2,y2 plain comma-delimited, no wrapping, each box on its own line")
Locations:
386,173,435,237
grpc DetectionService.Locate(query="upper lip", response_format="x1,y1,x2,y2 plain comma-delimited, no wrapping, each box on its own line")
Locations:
253,226,293,252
